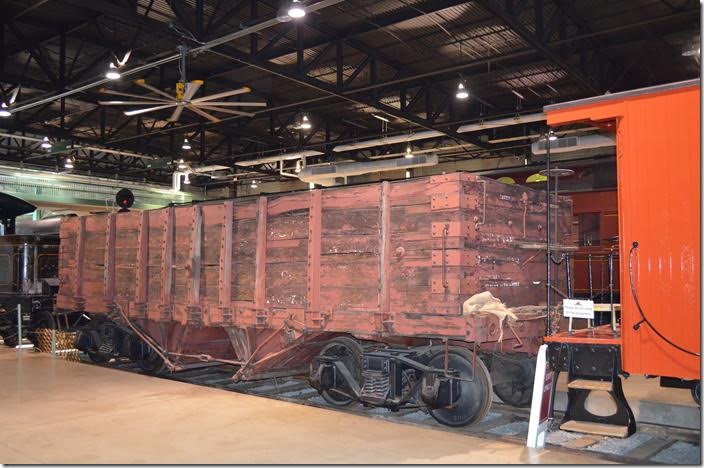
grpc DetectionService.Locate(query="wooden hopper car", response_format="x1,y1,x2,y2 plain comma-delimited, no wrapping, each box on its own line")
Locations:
56,172,572,426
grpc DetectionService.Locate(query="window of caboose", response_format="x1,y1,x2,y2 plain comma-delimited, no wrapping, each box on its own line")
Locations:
577,213,601,246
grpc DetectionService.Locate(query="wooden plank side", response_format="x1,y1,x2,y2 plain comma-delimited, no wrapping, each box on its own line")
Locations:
264,195,309,309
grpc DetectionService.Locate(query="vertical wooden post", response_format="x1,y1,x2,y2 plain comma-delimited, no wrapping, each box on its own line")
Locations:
379,182,392,330
254,196,267,309
75,217,86,308
219,201,234,309
188,205,203,309
135,211,149,310
161,207,174,318
104,213,116,307
307,189,322,312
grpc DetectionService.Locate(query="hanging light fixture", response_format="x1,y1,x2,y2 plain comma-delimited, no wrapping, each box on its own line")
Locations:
183,173,191,185
456,82,469,99
177,158,188,170
41,136,52,149
182,138,191,150
64,157,74,169
105,62,121,80
548,129,557,141
295,159,303,173
288,0,306,18
405,144,414,158
0,88,18,118
297,112,312,130
251,179,258,189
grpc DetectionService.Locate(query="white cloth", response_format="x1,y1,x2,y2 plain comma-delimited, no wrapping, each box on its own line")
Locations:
462,291,517,342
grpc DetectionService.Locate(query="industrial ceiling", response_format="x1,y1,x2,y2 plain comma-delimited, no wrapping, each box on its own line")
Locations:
0,0,699,188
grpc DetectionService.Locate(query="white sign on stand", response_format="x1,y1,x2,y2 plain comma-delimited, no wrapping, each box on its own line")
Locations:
562,298,595,320
526,344,554,449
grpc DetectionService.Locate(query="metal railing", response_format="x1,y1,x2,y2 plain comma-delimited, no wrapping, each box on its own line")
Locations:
558,250,620,334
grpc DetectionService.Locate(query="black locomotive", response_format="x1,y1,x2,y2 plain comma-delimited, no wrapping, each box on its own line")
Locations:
0,193,63,347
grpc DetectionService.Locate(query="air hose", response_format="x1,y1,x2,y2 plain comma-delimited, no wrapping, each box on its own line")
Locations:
629,241,700,357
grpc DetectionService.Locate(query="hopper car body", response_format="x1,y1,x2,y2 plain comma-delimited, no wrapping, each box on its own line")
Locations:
57,172,572,426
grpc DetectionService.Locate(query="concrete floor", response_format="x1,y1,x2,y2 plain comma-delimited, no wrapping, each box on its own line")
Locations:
0,348,613,464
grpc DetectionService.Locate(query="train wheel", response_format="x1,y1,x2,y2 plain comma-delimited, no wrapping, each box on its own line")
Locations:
1,333,18,348
692,382,700,406
318,336,363,406
86,351,110,363
135,348,166,374
426,348,493,427
493,357,536,408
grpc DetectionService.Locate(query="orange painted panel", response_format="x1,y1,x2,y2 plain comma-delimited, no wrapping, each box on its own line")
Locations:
547,82,701,379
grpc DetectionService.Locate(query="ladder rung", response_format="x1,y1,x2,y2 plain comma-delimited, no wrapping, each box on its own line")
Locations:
568,379,612,391
560,420,629,438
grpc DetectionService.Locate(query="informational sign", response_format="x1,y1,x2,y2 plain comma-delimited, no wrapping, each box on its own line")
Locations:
526,344,554,449
562,298,595,320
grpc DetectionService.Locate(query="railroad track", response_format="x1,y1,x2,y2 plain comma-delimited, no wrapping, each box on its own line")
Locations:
77,355,701,465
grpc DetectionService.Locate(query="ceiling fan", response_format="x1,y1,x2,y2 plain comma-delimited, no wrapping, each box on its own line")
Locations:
98,46,266,123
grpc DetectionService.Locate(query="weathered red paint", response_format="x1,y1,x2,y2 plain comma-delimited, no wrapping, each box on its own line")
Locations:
57,173,572,378
546,81,700,380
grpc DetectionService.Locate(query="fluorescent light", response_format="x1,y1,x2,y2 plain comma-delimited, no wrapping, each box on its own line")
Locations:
548,130,557,141
372,114,390,123
456,82,469,99
105,62,121,80
456,113,545,133
405,144,414,158
40,137,52,149
333,130,444,152
288,0,306,18
182,138,191,150
236,150,323,166
511,89,526,100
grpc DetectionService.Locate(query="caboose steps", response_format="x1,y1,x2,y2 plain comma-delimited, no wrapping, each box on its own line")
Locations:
547,338,637,438
567,379,612,391
559,420,630,438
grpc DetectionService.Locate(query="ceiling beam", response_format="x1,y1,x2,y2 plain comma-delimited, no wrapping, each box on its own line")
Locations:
476,0,600,95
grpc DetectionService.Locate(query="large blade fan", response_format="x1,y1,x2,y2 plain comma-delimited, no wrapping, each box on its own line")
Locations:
99,79,264,123
97,47,265,123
